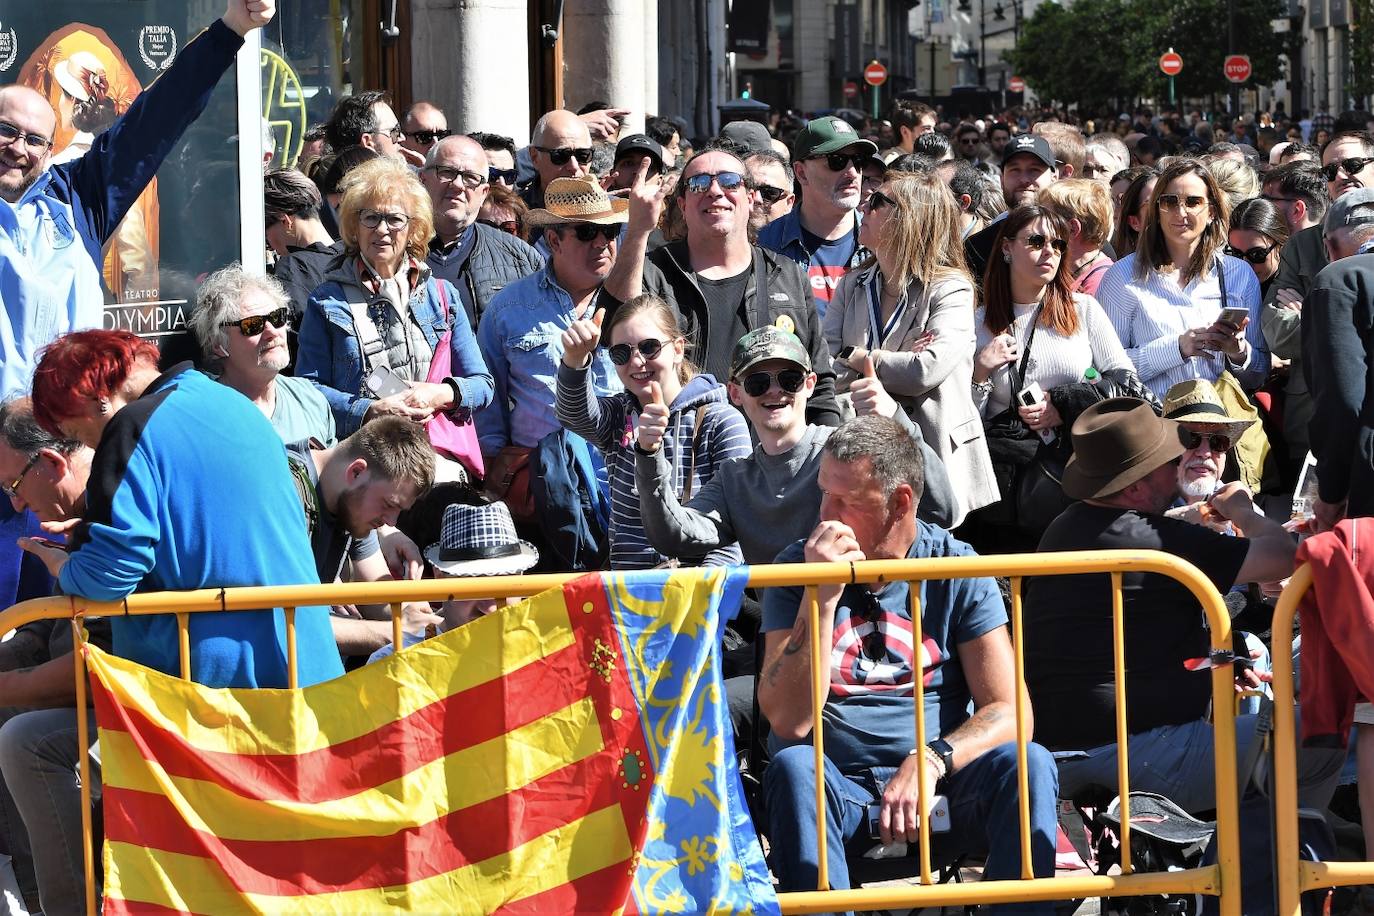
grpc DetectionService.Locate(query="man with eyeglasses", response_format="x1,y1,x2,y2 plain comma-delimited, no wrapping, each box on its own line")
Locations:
421,135,542,333
521,109,594,213
400,101,449,160
756,117,875,316
605,144,842,428
0,0,275,403
322,89,419,167
759,414,1058,904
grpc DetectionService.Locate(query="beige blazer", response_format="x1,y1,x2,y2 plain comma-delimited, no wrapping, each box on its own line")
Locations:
826,265,999,525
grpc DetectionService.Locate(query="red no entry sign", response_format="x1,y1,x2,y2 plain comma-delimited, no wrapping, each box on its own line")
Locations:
1224,54,1251,83
1008,76,1026,93
864,61,888,87
843,81,859,99
1159,51,1183,76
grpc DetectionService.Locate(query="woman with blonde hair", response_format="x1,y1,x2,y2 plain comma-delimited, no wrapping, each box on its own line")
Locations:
1205,155,1260,212
297,156,492,437
825,170,997,526
1038,179,1115,296
1097,157,1268,398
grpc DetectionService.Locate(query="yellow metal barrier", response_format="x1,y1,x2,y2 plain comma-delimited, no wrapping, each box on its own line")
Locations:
0,549,1242,916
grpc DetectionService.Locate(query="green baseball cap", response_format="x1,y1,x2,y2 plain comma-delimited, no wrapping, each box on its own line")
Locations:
730,326,812,379
792,116,879,161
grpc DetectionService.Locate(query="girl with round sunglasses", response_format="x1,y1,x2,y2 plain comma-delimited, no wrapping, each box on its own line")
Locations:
555,295,750,569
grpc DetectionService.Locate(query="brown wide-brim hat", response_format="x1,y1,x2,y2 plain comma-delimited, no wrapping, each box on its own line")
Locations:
1061,398,1186,501
524,176,629,227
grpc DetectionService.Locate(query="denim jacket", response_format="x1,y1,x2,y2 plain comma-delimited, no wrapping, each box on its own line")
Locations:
296,256,493,436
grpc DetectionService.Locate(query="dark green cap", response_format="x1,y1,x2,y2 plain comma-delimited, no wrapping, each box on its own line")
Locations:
730,326,812,379
792,116,879,161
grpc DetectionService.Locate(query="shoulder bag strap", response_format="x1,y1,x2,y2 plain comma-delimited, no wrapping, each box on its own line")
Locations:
680,404,710,503
1010,302,1044,395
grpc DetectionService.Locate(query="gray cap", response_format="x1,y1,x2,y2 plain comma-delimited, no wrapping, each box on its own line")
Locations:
1325,187,1374,233
730,326,811,379
719,121,774,156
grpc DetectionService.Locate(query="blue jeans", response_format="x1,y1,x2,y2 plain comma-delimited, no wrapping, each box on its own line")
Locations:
764,741,1060,914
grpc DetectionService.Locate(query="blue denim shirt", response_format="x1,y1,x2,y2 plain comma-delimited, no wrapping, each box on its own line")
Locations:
296,259,493,436
476,265,622,452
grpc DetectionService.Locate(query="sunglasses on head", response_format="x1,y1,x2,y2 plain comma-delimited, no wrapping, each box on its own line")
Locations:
740,368,807,398
1022,233,1067,254
478,217,520,235
1157,193,1209,212
406,128,451,145
488,167,518,186
535,145,594,166
684,170,749,195
754,183,788,204
813,152,870,172
221,307,290,337
560,223,620,243
608,338,667,366
866,190,896,212
1225,242,1276,264
1179,429,1233,453
1320,156,1374,182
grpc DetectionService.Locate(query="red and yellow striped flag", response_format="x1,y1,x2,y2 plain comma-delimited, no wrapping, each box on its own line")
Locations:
85,567,773,914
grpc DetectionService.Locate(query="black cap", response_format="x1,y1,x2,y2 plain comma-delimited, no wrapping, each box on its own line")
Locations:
1001,134,1055,170
614,134,665,173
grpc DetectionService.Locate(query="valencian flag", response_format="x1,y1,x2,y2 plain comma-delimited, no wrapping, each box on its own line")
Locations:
84,567,777,914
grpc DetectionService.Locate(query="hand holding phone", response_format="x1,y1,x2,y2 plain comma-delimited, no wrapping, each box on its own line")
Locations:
365,365,410,398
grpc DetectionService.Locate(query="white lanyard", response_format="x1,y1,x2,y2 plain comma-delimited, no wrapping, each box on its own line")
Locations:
866,271,907,350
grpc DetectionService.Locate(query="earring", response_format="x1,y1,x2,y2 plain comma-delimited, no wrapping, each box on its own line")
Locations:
98,399,110,415
1002,251,1012,263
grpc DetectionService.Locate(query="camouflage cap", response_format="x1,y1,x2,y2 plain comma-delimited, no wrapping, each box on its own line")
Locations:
730,326,812,379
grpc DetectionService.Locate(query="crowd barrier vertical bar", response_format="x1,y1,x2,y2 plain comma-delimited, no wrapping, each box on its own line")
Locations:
807,585,829,891
72,619,96,916
392,602,403,652
1270,564,1310,916
177,612,191,680
910,586,932,885
1204,581,1241,916
284,606,298,690
1010,576,1032,880
1110,572,1132,872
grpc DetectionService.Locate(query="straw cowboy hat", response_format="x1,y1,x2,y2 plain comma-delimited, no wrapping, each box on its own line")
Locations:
1161,379,1257,440
1061,398,1186,500
525,177,629,227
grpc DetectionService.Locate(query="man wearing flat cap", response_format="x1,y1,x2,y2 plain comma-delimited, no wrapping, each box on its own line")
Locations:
1022,398,1338,816
1304,186,1374,532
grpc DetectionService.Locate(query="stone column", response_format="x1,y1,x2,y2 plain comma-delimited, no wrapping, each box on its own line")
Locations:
644,0,660,119
563,0,648,135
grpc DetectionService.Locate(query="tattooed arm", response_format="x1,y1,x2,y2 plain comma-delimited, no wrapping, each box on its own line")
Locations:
941,626,1026,771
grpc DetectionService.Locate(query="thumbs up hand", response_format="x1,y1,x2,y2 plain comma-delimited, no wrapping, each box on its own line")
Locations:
561,303,605,369
849,353,899,419
636,381,671,453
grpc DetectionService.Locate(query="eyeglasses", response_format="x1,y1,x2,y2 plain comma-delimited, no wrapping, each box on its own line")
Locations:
1,453,40,500
428,166,487,189
684,170,749,195
1179,429,1233,453
608,338,668,365
535,145,594,166
374,125,406,143
1021,233,1067,255
740,368,807,397
559,223,620,243
1225,242,1277,264
488,167,518,186
221,307,290,337
866,190,896,212
1157,193,1210,213
1320,157,1374,182
478,217,520,235
812,152,871,172
754,183,788,204
405,128,451,145
359,209,411,230
1080,163,1111,178
0,120,54,153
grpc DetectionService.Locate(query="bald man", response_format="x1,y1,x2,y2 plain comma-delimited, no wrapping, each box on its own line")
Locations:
421,135,542,331
0,0,276,399
523,109,594,210
400,100,449,159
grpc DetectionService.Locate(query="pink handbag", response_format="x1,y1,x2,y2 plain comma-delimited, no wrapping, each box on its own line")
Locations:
426,282,485,481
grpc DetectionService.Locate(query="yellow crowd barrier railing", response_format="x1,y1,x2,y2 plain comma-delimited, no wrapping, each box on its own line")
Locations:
0,549,1242,916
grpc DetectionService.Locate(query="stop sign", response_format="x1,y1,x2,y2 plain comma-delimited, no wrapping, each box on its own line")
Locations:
864,61,888,87
843,81,859,99
1159,51,1183,76
1224,54,1251,83
1008,76,1026,93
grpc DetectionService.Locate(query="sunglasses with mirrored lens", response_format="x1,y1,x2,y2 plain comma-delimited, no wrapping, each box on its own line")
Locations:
867,191,896,212
608,338,667,366
1023,233,1067,254
221,307,290,337
816,152,870,172
741,368,807,397
684,170,748,195
1320,156,1374,182
754,183,788,204
1226,243,1276,264
562,223,620,243
1157,193,1209,212
536,145,594,165
488,167,518,186
1179,429,1233,453
478,218,520,235
406,128,451,145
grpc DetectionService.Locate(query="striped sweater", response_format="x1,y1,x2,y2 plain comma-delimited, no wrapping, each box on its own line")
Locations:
556,365,752,569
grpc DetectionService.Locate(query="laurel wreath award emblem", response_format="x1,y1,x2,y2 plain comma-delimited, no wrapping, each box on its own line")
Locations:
137,26,177,71
0,25,18,73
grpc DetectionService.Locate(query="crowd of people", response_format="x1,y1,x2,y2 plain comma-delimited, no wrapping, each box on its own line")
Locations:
4,0,1374,911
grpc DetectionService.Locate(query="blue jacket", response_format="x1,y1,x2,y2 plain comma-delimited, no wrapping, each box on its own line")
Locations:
60,365,342,689
0,21,244,398
296,256,494,436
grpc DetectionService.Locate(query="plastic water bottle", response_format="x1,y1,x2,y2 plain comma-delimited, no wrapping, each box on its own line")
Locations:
1084,367,1101,385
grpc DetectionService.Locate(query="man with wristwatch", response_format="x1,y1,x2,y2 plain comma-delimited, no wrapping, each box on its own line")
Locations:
758,414,1059,907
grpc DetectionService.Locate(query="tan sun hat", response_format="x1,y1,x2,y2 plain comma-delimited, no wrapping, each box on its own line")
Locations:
525,177,629,227
1161,379,1256,440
